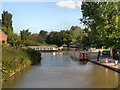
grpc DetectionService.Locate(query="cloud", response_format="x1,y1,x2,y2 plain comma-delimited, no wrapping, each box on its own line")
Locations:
56,0,76,9
56,0,82,9
77,1,82,8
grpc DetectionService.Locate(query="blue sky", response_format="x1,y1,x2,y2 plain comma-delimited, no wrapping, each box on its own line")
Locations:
1,2,84,34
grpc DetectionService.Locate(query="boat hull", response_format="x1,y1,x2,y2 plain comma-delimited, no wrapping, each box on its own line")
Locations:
70,51,88,61
70,55,88,61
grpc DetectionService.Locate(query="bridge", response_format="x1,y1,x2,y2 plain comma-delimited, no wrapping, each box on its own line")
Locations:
28,46,58,52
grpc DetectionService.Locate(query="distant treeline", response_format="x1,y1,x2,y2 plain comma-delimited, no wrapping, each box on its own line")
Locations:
1,2,119,49
19,26,89,47
0,11,89,48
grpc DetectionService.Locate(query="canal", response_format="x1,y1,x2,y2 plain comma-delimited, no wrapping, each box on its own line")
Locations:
2,52,119,88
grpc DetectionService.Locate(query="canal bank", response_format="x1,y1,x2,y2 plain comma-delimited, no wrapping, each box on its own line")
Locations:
2,45,41,81
88,52,120,73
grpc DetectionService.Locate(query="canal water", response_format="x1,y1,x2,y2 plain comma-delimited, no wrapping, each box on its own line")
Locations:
2,52,119,88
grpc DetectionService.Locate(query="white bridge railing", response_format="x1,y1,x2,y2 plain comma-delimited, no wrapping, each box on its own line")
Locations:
28,46,58,51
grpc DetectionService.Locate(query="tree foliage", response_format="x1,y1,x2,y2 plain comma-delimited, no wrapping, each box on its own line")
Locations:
1,26,21,46
39,30,48,38
80,2,120,49
46,30,74,46
20,29,31,43
70,26,88,47
0,19,1,27
1,11,21,47
20,30,48,46
46,31,59,45
39,30,48,43
7,32,21,47
2,11,13,31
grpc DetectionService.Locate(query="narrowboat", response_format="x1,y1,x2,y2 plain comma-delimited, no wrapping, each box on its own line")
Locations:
70,51,88,61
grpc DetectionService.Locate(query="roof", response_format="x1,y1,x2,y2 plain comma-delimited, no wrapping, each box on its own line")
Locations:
0,29,7,37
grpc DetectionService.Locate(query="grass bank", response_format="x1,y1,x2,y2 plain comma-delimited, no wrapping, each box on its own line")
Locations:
90,49,110,52
2,44,41,81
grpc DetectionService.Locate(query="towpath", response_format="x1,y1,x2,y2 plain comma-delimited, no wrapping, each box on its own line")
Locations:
88,52,120,73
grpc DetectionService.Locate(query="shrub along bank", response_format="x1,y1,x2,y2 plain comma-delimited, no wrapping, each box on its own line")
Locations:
2,45,41,81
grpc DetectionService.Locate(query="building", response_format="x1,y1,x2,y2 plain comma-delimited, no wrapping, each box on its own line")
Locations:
0,30,7,43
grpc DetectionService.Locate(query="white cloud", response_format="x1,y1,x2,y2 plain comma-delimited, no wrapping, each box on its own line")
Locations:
56,0,82,9
56,0,76,9
77,1,82,8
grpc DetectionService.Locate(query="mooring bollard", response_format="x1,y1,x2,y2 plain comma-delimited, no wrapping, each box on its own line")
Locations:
115,60,118,65
106,58,108,63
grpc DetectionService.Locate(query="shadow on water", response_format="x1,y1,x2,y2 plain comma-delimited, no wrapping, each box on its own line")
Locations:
78,61,88,65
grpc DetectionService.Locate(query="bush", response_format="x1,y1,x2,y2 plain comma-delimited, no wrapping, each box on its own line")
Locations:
2,40,5,44
2,45,41,80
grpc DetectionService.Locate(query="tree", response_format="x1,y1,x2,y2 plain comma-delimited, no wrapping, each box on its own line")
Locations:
80,2,120,49
46,31,59,45
46,30,75,46
65,30,74,46
81,36,90,47
70,26,79,31
37,35,46,44
1,11,21,47
39,30,48,38
30,34,39,41
0,19,1,27
38,30,48,43
20,29,31,43
70,26,83,35
27,33,46,44
6,31,21,47
70,26,88,47
2,11,13,31
58,30,67,46
20,30,48,46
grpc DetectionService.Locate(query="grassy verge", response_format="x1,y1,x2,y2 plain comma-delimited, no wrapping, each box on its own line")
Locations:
91,49,110,52
2,44,41,81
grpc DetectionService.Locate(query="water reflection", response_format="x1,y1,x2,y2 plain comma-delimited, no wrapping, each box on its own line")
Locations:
105,68,108,76
2,66,32,88
41,52,63,56
70,56,88,65
40,52,72,67
79,61,88,65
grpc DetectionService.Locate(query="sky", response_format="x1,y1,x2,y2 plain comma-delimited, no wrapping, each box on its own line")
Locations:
1,1,85,34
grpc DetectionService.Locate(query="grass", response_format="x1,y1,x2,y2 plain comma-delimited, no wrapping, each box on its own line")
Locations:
2,44,41,81
91,49,110,52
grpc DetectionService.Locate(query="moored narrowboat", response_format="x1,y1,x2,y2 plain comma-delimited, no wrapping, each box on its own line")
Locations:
70,51,88,61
